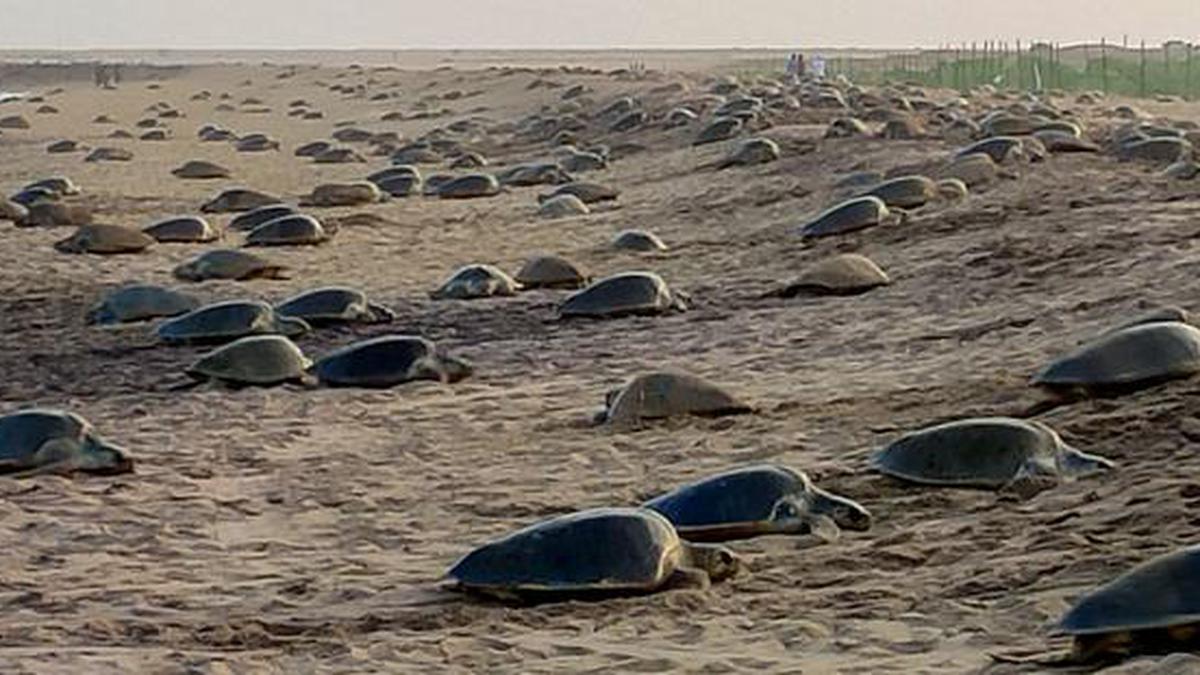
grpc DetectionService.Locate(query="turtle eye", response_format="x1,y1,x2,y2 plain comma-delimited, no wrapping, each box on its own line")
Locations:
719,550,735,565
772,500,800,521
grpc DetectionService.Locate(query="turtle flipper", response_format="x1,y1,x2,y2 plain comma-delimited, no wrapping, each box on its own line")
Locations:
664,566,710,591
802,513,841,544
1002,461,1060,500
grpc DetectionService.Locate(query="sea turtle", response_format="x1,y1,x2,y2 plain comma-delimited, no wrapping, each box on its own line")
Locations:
612,229,667,252
235,134,280,152
497,163,572,187
981,114,1037,137
715,137,780,169
665,107,699,128
142,216,220,243
939,152,1000,188
956,137,1025,164
448,152,488,169
644,464,872,542
1165,160,1200,180
244,214,329,247
694,117,743,146
84,147,133,162
771,253,890,297
537,194,590,218
201,188,281,214
560,272,685,319
24,176,80,196
834,170,885,191
538,182,619,204
824,117,871,139
513,255,589,289
1118,137,1192,164
430,264,522,300
47,140,80,154
610,110,648,133
172,249,288,282
156,300,309,345
560,150,607,173
0,409,133,477
301,182,383,207
859,175,938,209
1034,130,1099,153
436,174,501,199
229,204,298,232
445,507,741,601
11,186,59,207
599,371,752,427
1032,321,1200,404
368,165,421,184
186,335,312,387
936,178,969,201
275,286,395,325
798,196,894,239
872,417,1114,491
17,202,92,228
0,115,31,129
1055,545,1200,663
86,284,200,325
294,140,332,157
879,116,925,139
172,160,232,179
314,335,472,388
54,224,155,255
313,147,367,164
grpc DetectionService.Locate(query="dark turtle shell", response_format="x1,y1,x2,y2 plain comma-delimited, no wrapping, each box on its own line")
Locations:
436,174,500,199
798,196,890,239
604,371,751,425
0,409,132,476
1060,545,1200,636
956,136,1023,163
644,464,872,542
1034,321,1200,395
447,508,685,594
860,175,937,209
694,117,742,146
538,182,619,204
275,286,394,324
142,216,219,243
229,204,298,232
314,335,472,388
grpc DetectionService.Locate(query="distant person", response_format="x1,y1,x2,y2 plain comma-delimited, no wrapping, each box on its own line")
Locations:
810,54,827,79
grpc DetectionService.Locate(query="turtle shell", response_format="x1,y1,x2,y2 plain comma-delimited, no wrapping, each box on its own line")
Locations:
778,253,890,296
560,272,682,319
1059,545,1200,635
0,199,28,223
939,152,999,187
604,371,751,426
294,141,332,157
798,196,890,239
172,249,287,282
54,224,154,254
447,507,684,594
1034,130,1099,153
187,335,312,386
872,417,1112,489
24,176,79,196
172,160,231,179
956,137,1023,163
1119,137,1191,163
244,214,328,247
304,182,381,207
612,230,667,252
0,409,132,476
694,117,742,146
229,205,298,232
87,285,199,325
142,216,220,243
644,464,870,541
430,264,521,300
314,335,472,388
538,182,619,204
717,137,780,169
436,174,500,199
538,194,589,218
156,300,306,344
860,175,937,209
514,255,588,289
275,286,394,324
201,188,281,214
1034,321,1200,394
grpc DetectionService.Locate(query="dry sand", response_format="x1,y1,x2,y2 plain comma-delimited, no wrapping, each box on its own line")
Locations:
0,52,1199,674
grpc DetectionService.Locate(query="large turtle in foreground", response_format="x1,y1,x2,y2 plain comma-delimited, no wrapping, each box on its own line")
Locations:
430,264,522,300
1055,545,1200,664
872,417,1113,492
446,507,741,602
186,335,312,387
600,371,752,426
275,286,395,325
87,284,200,325
156,300,310,345
560,272,686,319
314,335,472,388
644,464,872,543
0,409,133,477
1032,321,1200,406
173,249,288,282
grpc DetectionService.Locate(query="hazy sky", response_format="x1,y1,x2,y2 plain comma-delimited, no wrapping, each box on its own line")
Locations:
2,1,1198,49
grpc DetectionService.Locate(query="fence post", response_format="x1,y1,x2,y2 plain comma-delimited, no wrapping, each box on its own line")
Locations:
1016,39,1022,90
1140,40,1147,97
1101,37,1109,94
1188,43,1194,101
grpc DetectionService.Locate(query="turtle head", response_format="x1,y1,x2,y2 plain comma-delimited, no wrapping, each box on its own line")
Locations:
79,436,134,475
686,543,742,583
274,316,311,338
85,304,115,325
806,487,873,533
438,354,474,383
366,303,397,324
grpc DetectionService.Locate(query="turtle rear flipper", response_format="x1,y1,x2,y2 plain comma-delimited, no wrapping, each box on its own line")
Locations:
987,649,1080,668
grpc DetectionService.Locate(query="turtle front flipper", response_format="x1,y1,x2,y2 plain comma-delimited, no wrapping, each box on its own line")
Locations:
801,513,841,544
366,303,397,324
1057,445,1116,480
663,566,711,591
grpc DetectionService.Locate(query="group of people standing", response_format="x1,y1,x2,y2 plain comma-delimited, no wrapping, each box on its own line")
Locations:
93,64,121,88
785,52,826,82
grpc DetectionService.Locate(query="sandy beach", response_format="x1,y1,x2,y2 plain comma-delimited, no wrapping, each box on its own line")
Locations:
1,50,1199,673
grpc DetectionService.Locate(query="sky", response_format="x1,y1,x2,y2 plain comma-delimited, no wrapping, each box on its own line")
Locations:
1,0,1198,49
